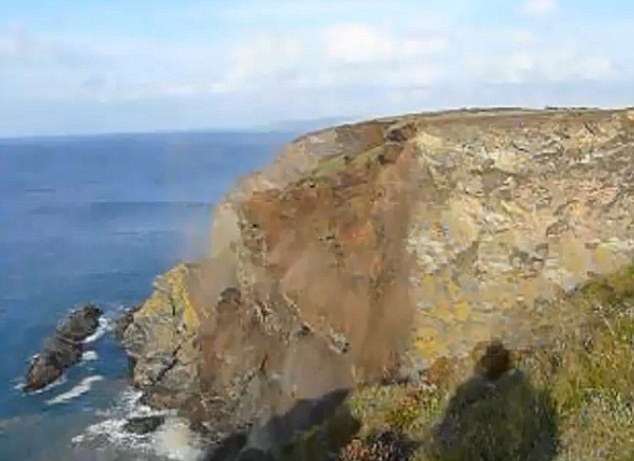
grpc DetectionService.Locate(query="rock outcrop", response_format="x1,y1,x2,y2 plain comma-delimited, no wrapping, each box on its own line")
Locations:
123,415,166,435
23,304,103,392
120,108,634,453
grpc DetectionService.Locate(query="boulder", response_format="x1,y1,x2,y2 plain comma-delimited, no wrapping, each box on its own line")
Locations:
56,304,102,341
113,305,141,342
123,415,166,435
23,304,103,393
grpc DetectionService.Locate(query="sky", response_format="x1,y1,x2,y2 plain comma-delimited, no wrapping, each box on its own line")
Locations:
1,0,633,137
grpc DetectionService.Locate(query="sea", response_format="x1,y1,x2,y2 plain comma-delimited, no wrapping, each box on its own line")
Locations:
0,129,298,460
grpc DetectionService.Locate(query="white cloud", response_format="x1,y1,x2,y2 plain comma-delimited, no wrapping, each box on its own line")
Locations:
2,2,633,136
324,24,393,63
0,25,231,101
519,0,558,16
205,24,448,93
322,23,447,64
1,17,624,104
224,34,304,90
466,50,617,84
0,24,97,69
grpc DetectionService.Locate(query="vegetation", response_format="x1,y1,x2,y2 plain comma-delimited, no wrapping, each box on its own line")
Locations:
276,263,634,461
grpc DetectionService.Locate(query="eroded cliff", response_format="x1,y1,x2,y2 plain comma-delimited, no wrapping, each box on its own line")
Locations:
120,108,634,457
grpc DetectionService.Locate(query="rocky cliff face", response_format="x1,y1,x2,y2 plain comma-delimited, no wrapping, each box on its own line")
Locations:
120,108,634,450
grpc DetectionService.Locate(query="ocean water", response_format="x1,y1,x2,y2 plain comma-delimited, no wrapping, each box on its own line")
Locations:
0,130,294,460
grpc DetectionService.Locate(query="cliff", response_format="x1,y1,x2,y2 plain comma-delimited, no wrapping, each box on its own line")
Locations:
120,108,634,459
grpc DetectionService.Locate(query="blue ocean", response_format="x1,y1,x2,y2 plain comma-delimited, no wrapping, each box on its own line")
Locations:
0,130,295,460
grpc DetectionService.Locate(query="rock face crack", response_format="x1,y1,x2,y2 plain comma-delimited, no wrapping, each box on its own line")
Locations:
147,341,184,387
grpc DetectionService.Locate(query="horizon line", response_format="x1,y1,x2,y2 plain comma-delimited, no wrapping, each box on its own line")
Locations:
2,105,630,141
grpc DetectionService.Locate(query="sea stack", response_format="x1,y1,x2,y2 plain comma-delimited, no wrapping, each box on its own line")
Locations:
23,304,103,393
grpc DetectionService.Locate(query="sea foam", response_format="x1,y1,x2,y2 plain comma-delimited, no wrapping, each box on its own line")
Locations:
72,389,204,461
46,375,104,405
82,350,98,361
84,316,111,344
13,374,68,394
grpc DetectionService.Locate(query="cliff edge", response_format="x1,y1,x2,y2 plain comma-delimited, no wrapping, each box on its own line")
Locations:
120,108,634,458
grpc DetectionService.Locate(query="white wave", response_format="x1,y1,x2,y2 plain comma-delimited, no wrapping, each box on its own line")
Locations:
13,374,68,394
84,316,111,344
73,388,204,461
46,375,103,405
117,388,168,419
82,350,99,361
81,351,99,362
71,417,130,450
154,418,205,461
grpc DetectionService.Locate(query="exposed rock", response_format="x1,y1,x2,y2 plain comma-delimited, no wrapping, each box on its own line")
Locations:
23,304,103,393
121,264,204,409
121,108,634,446
123,415,166,435
113,304,141,342
55,304,102,341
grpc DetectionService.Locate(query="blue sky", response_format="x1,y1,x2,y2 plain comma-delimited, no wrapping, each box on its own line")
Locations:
1,0,633,136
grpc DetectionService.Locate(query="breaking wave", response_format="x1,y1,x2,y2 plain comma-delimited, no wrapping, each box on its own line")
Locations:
46,375,104,405
84,316,111,344
13,374,68,394
72,389,205,461
82,350,98,361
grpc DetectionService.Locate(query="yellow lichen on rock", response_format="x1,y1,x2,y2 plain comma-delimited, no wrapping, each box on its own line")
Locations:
135,263,200,328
